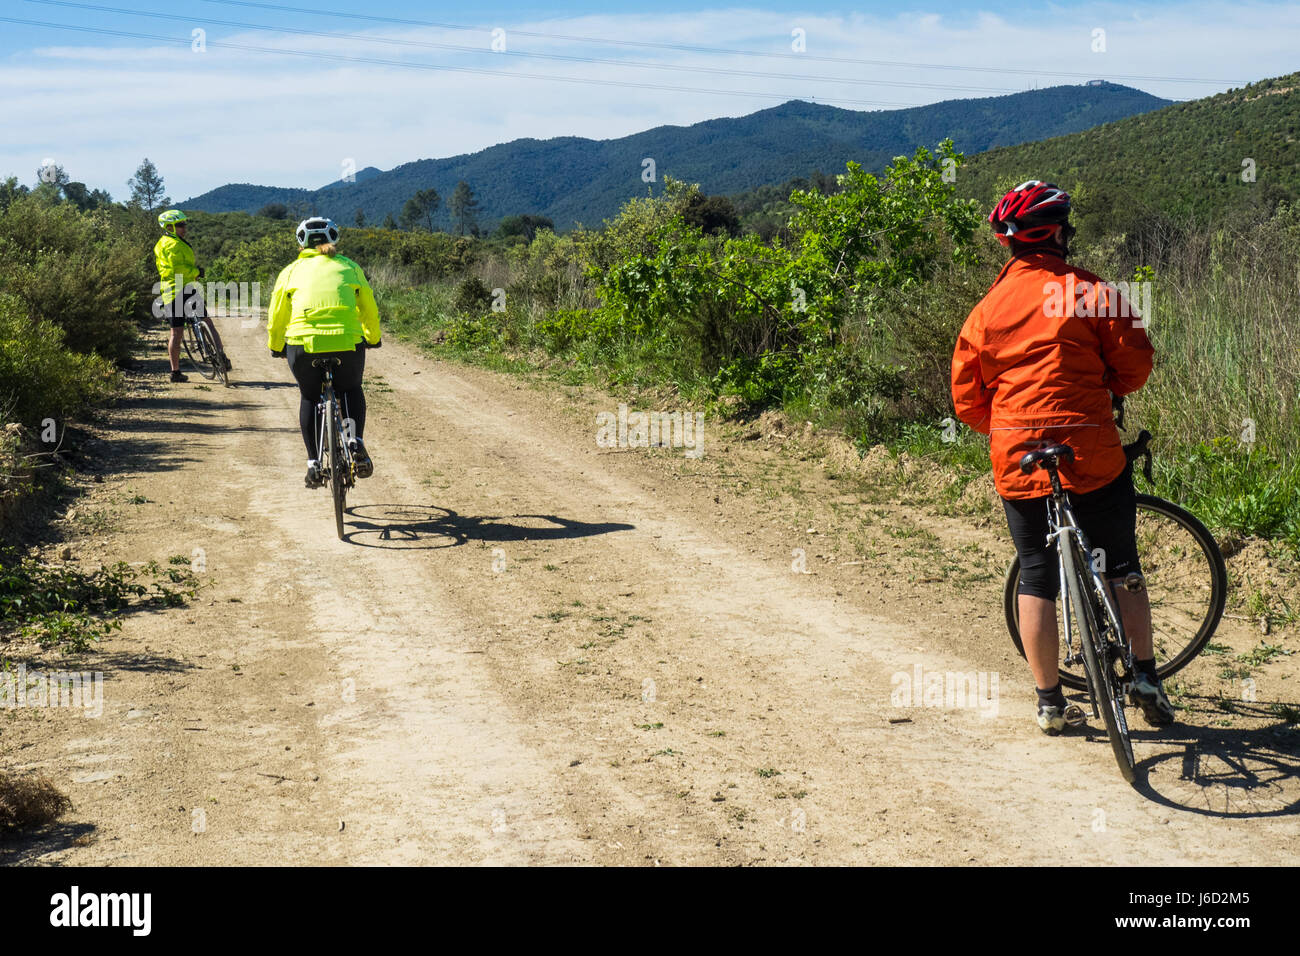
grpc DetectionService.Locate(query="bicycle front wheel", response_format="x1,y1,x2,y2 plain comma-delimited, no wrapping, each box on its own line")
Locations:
1006,493,1227,690
192,322,219,380
1064,538,1136,783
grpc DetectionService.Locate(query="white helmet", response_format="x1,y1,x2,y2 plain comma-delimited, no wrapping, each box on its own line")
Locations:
296,217,339,248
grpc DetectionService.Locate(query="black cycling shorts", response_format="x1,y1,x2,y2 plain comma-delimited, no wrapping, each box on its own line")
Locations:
165,286,206,329
1002,462,1141,600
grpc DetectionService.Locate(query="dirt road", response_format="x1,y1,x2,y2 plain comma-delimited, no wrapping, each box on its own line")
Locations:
3,312,1297,865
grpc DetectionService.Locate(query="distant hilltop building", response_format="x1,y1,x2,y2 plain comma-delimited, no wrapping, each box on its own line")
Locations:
1086,79,1105,86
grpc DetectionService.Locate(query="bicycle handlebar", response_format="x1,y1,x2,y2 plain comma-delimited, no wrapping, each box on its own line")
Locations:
1123,429,1154,484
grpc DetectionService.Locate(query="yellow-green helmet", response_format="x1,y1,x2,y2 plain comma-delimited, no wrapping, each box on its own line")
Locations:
158,209,188,232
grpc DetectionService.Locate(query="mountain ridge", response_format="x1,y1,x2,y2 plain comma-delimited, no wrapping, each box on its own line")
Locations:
184,82,1171,229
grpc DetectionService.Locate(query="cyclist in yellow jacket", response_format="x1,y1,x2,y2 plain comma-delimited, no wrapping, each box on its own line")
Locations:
267,218,381,488
153,209,230,383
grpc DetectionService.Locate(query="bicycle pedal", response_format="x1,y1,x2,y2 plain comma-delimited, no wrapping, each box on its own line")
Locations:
1063,704,1087,727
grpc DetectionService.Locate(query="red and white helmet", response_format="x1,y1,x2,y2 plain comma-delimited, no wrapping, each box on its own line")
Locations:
989,180,1071,246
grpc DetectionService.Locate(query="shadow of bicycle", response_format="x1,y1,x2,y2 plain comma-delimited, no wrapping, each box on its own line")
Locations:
1126,698,1300,817
340,503,635,550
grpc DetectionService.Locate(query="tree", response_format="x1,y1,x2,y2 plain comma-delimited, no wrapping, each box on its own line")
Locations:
0,176,30,214
449,181,479,236
35,161,70,189
127,158,169,211
259,202,289,220
682,194,740,237
62,181,91,211
354,207,366,227
400,188,440,232
493,213,554,242
381,212,397,230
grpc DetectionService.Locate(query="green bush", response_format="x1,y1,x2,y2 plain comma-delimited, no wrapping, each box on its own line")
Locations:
0,197,152,361
0,292,117,427
453,275,494,314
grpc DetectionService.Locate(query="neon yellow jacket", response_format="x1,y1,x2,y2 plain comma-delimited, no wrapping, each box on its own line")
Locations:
266,249,381,353
153,234,200,305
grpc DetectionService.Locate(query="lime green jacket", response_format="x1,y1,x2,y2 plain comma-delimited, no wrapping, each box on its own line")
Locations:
266,249,381,353
153,234,200,305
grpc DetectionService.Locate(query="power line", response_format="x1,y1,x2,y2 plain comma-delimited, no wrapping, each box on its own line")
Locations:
0,16,917,108
202,0,1248,86
22,0,1020,95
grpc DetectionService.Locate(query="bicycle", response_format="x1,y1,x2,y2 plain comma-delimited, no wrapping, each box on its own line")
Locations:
313,356,356,541
181,310,231,387
1005,432,1227,782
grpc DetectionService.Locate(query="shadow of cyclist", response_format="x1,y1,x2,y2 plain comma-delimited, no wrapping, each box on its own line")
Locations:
340,503,635,550
1125,699,1300,817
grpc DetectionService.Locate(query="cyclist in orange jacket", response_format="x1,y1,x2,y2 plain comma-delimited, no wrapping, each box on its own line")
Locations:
951,181,1173,734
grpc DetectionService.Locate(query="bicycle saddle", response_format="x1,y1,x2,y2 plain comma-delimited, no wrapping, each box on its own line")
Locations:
1018,443,1075,474
311,357,343,368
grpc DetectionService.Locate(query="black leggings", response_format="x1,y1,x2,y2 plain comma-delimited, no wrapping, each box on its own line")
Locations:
285,344,366,458
1002,462,1141,599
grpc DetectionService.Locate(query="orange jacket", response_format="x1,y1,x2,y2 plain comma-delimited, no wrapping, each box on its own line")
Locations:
951,250,1154,499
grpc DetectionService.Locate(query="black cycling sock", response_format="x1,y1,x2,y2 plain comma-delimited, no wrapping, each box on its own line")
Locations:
1036,682,1067,709
1135,658,1159,681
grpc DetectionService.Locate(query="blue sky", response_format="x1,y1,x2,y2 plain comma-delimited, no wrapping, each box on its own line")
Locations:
1,0,1296,200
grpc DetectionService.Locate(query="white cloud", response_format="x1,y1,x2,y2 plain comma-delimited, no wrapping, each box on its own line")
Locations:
0,3,1295,199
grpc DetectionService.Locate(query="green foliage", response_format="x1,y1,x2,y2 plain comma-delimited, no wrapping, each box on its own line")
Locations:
209,229,299,288
494,214,555,242
0,554,200,654
584,144,981,411
959,73,1300,240
0,292,118,427
453,275,494,314
1156,439,1299,543
0,195,152,361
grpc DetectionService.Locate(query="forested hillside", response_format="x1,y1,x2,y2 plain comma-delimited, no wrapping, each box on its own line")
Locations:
184,83,1170,230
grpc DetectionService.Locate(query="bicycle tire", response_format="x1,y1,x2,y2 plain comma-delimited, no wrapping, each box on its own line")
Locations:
180,320,204,371
1005,493,1226,690
1064,535,1137,783
192,322,219,380
327,398,346,541
206,325,230,388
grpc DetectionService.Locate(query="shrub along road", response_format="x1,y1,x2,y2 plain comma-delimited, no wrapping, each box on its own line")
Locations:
2,312,1296,865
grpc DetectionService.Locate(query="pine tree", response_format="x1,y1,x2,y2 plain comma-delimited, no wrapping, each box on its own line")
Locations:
127,158,170,211
449,181,479,236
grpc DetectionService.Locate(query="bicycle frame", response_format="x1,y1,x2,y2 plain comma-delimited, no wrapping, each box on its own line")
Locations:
314,362,354,482
1047,492,1134,705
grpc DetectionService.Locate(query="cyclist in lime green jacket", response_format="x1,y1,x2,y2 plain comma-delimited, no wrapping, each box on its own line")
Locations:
153,209,230,383
267,218,381,488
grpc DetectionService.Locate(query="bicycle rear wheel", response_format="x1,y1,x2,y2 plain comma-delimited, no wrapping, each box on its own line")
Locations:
181,320,207,374
1064,538,1136,783
1006,493,1226,690
327,400,347,541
